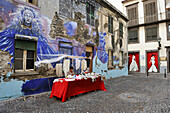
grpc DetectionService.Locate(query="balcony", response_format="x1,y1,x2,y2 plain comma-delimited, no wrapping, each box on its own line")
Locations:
128,18,138,26
145,14,158,23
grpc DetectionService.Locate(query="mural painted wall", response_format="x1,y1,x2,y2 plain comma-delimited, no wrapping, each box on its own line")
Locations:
0,0,128,77
0,0,128,101
97,32,108,64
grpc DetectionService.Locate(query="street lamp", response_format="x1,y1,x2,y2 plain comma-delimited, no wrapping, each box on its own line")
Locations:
157,37,161,50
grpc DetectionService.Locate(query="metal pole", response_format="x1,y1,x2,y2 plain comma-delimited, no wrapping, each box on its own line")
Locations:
147,66,149,76
164,69,166,78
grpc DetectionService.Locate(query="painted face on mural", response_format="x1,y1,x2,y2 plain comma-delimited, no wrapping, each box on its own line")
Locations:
23,10,34,24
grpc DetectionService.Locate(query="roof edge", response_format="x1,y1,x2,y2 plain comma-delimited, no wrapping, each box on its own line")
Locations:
97,0,128,22
122,0,135,4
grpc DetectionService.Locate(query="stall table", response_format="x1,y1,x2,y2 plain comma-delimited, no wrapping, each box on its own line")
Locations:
50,77,107,102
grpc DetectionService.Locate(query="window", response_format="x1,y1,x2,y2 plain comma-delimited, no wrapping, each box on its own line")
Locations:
108,16,113,33
0,17,4,31
119,22,123,38
167,24,170,39
167,9,170,19
128,29,138,43
14,39,36,71
27,0,38,6
59,43,72,64
0,23,2,31
86,2,94,26
128,8,137,20
59,42,72,55
119,51,123,67
144,0,157,23
127,4,138,26
28,0,33,3
26,50,35,69
15,49,24,70
146,26,158,41
166,0,170,19
108,49,114,67
15,49,35,71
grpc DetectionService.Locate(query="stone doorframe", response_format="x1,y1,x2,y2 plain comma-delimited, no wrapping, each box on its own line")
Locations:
166,48,170,73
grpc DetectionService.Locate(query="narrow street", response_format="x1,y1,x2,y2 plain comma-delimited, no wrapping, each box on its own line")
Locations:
0,74,169,113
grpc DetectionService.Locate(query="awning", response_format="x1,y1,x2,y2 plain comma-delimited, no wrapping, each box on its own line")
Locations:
166,0,170,9
15,34,38,41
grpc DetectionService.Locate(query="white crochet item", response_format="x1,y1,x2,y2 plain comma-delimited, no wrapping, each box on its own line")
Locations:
63,59,70,76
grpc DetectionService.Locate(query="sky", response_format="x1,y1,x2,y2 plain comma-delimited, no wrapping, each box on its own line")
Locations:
107,0,124,12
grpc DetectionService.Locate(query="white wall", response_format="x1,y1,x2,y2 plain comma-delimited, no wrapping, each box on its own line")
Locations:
138,0,144,24
38,0,59,19
157,0,166,20
123,0,170,73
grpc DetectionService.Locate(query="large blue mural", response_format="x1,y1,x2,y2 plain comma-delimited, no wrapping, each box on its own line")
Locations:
0,4,88,67
97,32,108,64
0,0,128,102
0,5,56,64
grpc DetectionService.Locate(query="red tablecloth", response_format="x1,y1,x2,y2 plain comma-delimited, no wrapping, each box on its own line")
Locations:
50,77,107,102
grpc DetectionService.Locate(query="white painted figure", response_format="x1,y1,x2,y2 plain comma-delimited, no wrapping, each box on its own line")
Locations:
129,55,138,71
23,10,34,25
148,55,158,72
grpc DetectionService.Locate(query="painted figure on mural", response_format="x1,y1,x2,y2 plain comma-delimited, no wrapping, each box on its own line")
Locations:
23,9,34,25
5,6,41,36
129,55,138,71
97,32,108,64
20,8,39,36
0,6,55,65
148,55,158,72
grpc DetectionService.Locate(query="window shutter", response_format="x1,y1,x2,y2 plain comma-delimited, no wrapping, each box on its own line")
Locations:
134,8,136,19
86,3,94,26
108,16,113,33
144,0,157,23
152,27,157,39
119,23,123,38
15,40,36,51
108,16,110,33
128,29,138,43
146,26,157,41
168,25,170,39
111,18,113,25
145,4,147,16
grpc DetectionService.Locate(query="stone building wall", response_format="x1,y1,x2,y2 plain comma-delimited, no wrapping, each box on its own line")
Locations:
0,0,128,78
0,50,12,75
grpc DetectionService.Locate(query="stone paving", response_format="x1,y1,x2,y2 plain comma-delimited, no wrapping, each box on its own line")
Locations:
0,73,169,113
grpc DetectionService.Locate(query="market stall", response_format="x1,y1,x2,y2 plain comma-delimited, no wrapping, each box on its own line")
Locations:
50,74,107,102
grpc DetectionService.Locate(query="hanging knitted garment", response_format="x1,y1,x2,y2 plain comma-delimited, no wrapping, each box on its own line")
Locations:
56,63,63,77
75,59,81,70
81,59,87,73
63,59,70,76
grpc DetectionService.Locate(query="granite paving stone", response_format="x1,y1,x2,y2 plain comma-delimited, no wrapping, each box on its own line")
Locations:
0,73,169,113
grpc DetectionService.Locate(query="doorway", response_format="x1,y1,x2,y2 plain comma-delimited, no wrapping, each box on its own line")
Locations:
86,46,93,73
146,51,159,73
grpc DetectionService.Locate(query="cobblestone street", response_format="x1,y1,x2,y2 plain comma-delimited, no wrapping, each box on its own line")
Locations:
0,73,169,113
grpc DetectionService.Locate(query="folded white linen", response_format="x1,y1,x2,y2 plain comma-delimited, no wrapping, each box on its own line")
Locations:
65,79,75,81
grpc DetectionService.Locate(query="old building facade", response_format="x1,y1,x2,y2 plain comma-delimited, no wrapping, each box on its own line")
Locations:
123,0,170,73
0,0,128,79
